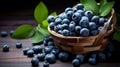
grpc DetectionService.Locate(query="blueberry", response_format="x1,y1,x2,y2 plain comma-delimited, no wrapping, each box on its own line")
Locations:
79,16,89,28
51,48,60,58
37,53,45,61
3,44,9,52
66,11,74,20
75,26,82,34
84,11,93,19
47,41,55,46
1,31,8,37
91,16,99,24
54,26,60,32
23,47,30,55
43,37,53,46
43,61,49,67
27,49,34,57
55,18,62,24
98,52,106,62
58,51,69,62
65,7,73,13
47,16,55,23
32,45,43,54
10,30,14,36
70,21,76,25
62,23,69,29
45,53,56,64
69,23,75,32
49,22,55,30
44,46,54,54
58,13,67,20
31,57,39,66
16,42,22,48
99,17,105,25
62,29,70,36
90,30,98,36
80,28,90,37
75,54,84,63
75,3,84,10
72,59,80,67
88,57,97,65
98,26,103,32
61,18,70,24
77,10,84,16
72,12,81,21
89,22,97,30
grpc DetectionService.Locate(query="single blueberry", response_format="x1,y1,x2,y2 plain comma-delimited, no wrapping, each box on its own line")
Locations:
31,57,39,66
44,46,54,54
62,23,69,29
45,53,56,64
91,16,99,24
89,22,97,30
49,22,55,30
77,10,84,16
98,52,106,62
88,57,97,65
3,44,9,52
66,11,74,20
54,26,60,32
80,28,90,37
51,48,60,58
69,23,75,32
55,18,62,24
90,30,98,36
84,11,93,19
37,53,45,61
75,26,82,34
75,54,84,63
58,51,69,62
1,31,8,37
16,42,22,48
79,16,89,28
72,58,80,67
75,3,84,10
99,17,105,25
47,16,55,23
32,45,43,54
72,12,82,22
62,29,70,36
43,61,49,67
23,47,30,55
27,49,34,57
61,18,70,24
65,7,73,13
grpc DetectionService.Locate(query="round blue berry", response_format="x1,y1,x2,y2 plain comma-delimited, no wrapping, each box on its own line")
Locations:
80,28,90,37
45,53,56,64
1,31,8,37
84,11,93,19
16,42,22,48
89,22,97,30
47,16,55,23
72,59,80,67
31,57,39,66
3,44,9,52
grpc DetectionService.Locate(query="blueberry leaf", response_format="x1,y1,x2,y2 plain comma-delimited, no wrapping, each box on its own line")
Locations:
49,12,57,17
99,2,114,17
80,0,99,15
11,24,34,39
34,1,48,24
100,0,107,7
114,29,120,42
37,24,50,37
32,30,44,43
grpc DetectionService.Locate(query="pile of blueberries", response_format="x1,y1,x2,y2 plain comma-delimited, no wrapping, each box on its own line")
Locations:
22,36,114,67
48,3,111,37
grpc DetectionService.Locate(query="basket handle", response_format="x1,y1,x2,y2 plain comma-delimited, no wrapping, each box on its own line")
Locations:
93,9,115,47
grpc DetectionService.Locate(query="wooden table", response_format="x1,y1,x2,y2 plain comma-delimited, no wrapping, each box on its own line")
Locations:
0,16,120,67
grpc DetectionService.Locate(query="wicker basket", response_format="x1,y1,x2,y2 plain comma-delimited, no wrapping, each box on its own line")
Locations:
48,9,116,54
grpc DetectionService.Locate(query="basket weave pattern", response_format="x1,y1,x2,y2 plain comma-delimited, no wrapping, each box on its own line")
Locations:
48,9,116,54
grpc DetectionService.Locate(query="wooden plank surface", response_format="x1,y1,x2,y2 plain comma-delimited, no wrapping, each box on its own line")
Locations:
0,19,120,67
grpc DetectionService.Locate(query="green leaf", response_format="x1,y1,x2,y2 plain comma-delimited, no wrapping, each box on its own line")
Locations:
11,24,34,39
42,20,49,28
37,24,50,37
114,29,120,42
100,0,107,7
32,30,44,43
80,0,99,15
34,1,48,24
99,2,114,17
49,12,57,17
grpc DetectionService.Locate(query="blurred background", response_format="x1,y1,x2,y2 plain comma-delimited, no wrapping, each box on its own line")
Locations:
0,0,119,19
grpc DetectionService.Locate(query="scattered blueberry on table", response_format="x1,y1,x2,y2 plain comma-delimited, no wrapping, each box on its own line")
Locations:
16,42,22,48
31,57,39,66
1,31,8,37
2,44,9,52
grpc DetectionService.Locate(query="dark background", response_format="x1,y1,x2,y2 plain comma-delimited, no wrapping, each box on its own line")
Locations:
0,0,119,17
